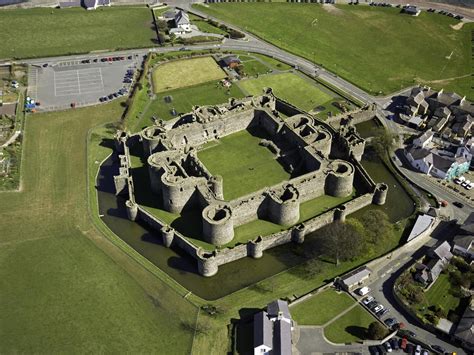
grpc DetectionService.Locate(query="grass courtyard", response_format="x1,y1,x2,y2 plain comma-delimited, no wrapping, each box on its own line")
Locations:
152,56,227,93
195,4,473,99
0,7,155,60
0,102,197,353
424,273,463,316
238,72,334,112
291,289,355,325
323,304,377,344
198,128,290,200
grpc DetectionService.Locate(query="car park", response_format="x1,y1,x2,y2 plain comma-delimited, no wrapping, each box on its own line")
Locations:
453,201,464,208
383,341,392,352
389,338,399,351
384,318,397,328
406,343,414,354
363,296,374,305
466,183,474,190
461,179,470,187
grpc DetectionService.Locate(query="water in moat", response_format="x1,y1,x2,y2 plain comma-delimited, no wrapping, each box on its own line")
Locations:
97,140,414,300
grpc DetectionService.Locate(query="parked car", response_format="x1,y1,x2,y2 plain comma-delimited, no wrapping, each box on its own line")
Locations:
363,296,374,305
384,318,397,328
377,308,389,317
356,286,371,296
368,300,379,309
466,182,474,190
461,179,471,187
390,338,399,350
400,337,407,351
415,344,422,355
384,341,392,352
454,176,465,184
453,201,464,208
431,345,445,354
376,345,386,354
369,345,380,355
421,350,429,355
373,304,384,313
127,55,133,60
107,94,114,100
406,343,414,354
406,330,416,337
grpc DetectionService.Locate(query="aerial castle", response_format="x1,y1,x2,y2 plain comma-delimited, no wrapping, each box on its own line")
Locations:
113,89,387,276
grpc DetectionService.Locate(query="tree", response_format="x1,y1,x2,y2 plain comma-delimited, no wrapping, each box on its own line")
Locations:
367,321,388,340
358,210,392,247
368,128,397,157
316,221,364,265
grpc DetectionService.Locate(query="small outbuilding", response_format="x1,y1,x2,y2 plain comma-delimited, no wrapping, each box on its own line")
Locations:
337,266,372,291
221,55,241,69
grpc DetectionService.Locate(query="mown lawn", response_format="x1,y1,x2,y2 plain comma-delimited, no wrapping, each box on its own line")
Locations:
138,80,245,127
195,3,473,99
0,7,155,60
198,128,290,200
238,72,334,112
291,289,355,325
324,304,376,344
152,56,226,93
0,102,197,353
425,273,462,314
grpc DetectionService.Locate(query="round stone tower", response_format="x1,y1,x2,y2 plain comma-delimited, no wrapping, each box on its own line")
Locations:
325,160,355,198
373,183,388,205
114,130,127,154
147,154,163,195
292,224,306,244
196,250,218,277
141,126,165,156
160,225,174,248
267,185,300,226
202,203,234,246
334,205,347,222
125,200,138,221
248,236,264,258
161,172,194,214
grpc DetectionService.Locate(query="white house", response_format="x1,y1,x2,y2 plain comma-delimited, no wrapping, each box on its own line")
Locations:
174,10,191,32
413,130,434,149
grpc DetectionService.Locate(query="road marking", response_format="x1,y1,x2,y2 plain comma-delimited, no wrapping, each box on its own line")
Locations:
76,70,81,94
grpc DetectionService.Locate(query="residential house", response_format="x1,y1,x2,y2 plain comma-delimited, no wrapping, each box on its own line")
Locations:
83,0,110,10
404,87,430,117
452,212,474,261
174,10,191,32
253,300,293,355
220,55,241,69
415,241,452,288
413,130,434,149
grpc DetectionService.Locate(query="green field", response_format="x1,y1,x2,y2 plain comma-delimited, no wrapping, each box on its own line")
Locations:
239,55,273,77
425,273,462,314
238,72,334,112
195,4,473,99
0,103,197,352
323,304,376,344
152,56,227,93
190,13,228,35
291,289,355,325
198,128,290,200
138,80,245,126
0,7,155,60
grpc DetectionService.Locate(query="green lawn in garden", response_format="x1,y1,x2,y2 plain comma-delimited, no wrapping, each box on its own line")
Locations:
292,289,355,325
239,56,273,77
238,72,334,112
0,7,155,59
190,13,228,35
195,3,473,99
324,304,376,344
425,273,462,314
0,102,197,353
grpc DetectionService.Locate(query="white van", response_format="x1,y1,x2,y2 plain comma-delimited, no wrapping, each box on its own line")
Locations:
356,286,370,296
454,176,465,184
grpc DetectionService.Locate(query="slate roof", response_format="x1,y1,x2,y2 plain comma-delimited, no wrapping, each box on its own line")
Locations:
428,241,453,260
414,130,433,146
454,298,474,347
59,0,81,7
221,55,241,66
267,299,291,321
83,0,97,8
437,91,462,107
274,320,292,355
406,145,431,161
434,106,451,118
460,212,474,235
340,266,372,287
175,10,190,26
432,153,454,173
453,234,473,251
254,311,273,350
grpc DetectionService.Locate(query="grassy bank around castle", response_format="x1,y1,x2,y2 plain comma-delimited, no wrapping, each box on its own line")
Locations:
0,102,197,353
0,7,155,60
194,3,473,99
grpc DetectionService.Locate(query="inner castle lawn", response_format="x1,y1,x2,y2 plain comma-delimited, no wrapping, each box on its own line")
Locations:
198,128,291,200
0,7,155,60
195,3,473,98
